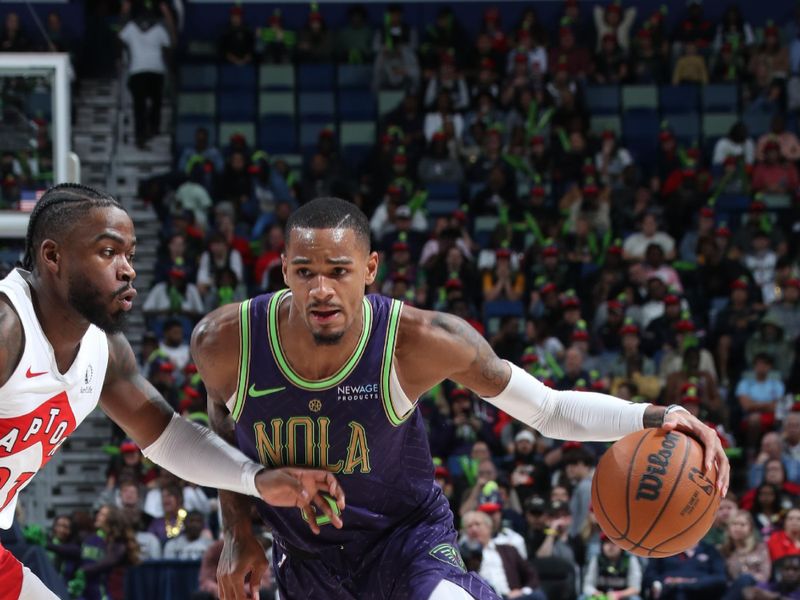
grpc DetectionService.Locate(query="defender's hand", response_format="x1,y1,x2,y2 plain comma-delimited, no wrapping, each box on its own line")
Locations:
662,410,730,497
254,468,346,534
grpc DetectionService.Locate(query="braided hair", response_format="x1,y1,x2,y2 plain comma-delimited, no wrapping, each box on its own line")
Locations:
22,183,124,272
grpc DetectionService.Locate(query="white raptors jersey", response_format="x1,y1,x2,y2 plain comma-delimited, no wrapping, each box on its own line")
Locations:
0,269,109,529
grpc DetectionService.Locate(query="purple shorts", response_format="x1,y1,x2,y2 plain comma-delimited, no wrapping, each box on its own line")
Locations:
271,511,500,600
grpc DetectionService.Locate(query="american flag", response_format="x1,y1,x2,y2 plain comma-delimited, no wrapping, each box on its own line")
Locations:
18,189,44,212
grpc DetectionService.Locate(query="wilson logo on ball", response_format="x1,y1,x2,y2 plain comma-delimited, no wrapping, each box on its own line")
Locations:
635,432,679,501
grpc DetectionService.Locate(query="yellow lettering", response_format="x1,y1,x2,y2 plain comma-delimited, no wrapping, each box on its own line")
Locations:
287,416,314,466
343,421,371,474
253,419,283,467
318,417,343,472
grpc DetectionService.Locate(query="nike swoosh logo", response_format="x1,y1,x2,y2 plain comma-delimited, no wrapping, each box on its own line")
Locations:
25,367,47,378
248,384,286,398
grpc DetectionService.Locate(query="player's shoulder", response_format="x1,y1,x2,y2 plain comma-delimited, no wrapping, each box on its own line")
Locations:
0,292,24,388
395,305,460,352
191,302,242,358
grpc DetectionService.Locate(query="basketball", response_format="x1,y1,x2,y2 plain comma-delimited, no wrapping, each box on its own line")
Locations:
591,429,720,558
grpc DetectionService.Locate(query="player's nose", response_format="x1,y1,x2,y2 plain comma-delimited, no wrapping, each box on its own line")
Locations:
120,256,136,283
310,275,334,297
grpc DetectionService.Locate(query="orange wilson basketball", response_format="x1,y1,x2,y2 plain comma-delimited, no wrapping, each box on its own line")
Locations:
591,429,720,558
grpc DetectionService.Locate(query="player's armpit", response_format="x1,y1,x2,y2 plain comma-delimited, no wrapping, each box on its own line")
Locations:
395,307,511,399
0,296,24,388
190,303,241,404
99,333,174,448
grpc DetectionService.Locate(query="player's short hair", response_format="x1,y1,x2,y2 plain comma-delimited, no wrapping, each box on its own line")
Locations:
285,197,371,251
22,183,124,271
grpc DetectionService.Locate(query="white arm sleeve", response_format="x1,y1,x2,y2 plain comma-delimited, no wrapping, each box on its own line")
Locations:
142,413,262,497
480,361,649,441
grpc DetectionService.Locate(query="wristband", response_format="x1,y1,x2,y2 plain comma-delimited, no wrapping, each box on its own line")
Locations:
662,404,689,427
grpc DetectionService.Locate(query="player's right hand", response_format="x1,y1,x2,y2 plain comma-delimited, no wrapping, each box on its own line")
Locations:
218,531,267,600
254,467,346,534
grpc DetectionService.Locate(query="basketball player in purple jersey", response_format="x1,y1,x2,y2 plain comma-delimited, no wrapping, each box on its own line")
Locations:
192,198,730,600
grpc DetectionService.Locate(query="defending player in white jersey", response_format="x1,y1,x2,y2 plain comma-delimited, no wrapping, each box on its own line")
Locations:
0,184,344,599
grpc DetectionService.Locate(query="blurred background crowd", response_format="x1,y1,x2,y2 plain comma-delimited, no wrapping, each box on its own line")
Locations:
3,0,800,598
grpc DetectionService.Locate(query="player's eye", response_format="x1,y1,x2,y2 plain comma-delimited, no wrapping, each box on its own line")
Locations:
102,248,115,257
332,267,348,277
297,268,311,278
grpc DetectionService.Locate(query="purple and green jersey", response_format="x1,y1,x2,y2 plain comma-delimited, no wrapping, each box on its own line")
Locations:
230,290,499,599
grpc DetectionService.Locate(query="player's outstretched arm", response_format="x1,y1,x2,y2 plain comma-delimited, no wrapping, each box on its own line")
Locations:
101,330,346,515
398,307,729,495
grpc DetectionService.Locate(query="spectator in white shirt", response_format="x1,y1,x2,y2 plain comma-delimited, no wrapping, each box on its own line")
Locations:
196,232,244,297
118,6,171,149
163,511,213,560
142,266,204,321
462,511,546,600
712,122,755,166
623,213,676,262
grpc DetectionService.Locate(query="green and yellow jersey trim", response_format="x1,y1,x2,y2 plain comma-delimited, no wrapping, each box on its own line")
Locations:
380,299,411,427
267,289,373,391
231,299,252,422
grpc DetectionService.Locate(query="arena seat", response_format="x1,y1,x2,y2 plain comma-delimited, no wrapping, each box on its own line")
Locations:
659,84,700,114
298,91,336,119
337,64,373,89
218,64,257,90
258,91,296,118
179,63,217,91
702,112,738,140
259,64,295,90
297,63,336,91
590,115,621,136
218,91,256,121
218,121,256,147
621,85,658,111
337,89,377,120
663,112,701,145
742,111,773,138
584,85,620,115
702,83,739,113
378,89,406,116
177,92,216,119
259,116,297,154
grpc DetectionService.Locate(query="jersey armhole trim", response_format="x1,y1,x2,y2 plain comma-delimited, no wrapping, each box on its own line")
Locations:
380,299,413,427
231,299,251,422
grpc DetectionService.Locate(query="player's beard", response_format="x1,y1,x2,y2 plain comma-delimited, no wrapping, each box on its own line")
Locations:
67,271,128,334
312,330,345,345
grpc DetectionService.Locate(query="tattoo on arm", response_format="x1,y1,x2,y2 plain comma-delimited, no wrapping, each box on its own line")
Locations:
643,405,666,428
430,312,510,389
208,395,254,534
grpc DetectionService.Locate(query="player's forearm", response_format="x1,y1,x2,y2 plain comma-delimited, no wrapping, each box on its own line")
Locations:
141,413,263,497
480,361,660,441
219,489,256,537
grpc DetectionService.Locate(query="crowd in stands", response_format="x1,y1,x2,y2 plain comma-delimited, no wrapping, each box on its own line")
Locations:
6,0,800,598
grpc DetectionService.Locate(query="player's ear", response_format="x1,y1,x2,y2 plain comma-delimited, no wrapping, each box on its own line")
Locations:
281,252,288,285
364,251,379,285
40,239,61,274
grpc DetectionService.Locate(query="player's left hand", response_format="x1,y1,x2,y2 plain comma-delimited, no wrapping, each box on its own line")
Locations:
254,467,346,534
661,409,730,497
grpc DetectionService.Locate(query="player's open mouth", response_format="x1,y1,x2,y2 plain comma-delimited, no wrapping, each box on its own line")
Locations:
117,288,137,311
310,309,340,323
